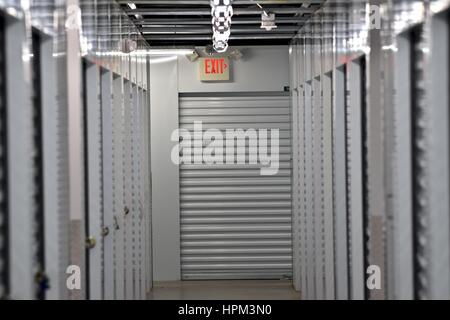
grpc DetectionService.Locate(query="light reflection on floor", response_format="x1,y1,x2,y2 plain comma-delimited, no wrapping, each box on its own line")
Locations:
148,280,301,300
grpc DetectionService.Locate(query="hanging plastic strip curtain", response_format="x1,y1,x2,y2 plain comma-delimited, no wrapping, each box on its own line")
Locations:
211,0,233,53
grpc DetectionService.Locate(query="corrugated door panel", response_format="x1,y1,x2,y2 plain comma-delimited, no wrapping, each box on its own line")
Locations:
409,20,450,300
31,30,45,300
289,45,300,291
411,26,428,300
112,74,124,300
304,81,315,299
298,81,307,298
123,81,133,300
140,87,148,298
136,87,145,299
313,77,324,299
145,89,153,292
428,11,450,300
333,66,349,300
143,88,152,293
392,33,414,300
101,70,114,300
360,57,370,300
0,15,7,299
130,84,139,299
347,58,365,300
141,87,148,298
322,72,335,300
291,43,300,291
39,31,69,300
6,16,35,300
84,62,103,300
42,33,70,301
179,95,293,280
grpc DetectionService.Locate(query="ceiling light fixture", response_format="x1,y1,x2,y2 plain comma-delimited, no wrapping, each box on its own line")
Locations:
211,0,233,53
127,3,137,10
186,49,201,62
249,0,277,31
261,12,277,31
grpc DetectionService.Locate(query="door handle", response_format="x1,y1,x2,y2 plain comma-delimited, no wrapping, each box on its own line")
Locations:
101,226,110,237
113,215,120,230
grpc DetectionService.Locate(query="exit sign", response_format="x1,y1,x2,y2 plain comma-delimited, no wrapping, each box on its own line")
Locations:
199,57,230,81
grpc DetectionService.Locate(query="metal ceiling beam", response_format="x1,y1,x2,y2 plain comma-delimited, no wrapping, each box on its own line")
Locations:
134,17,308,25
117,0,328,45
118,0,322,5
139,24,300,29
124,7,316,16
140,26,299,34
144,34,295,40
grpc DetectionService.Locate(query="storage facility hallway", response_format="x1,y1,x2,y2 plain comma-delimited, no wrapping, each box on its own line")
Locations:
148,280,301,300
1,0,450,302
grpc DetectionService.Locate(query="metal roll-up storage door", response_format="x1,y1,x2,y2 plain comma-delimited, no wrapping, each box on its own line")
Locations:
179,93,293,280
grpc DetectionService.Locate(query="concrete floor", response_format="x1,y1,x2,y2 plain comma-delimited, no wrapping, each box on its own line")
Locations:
148,280,301,300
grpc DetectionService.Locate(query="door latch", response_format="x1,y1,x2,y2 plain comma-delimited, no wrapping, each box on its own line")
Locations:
86,236,96,249
35,271,50,292
113,215,120,230
101,226,110,237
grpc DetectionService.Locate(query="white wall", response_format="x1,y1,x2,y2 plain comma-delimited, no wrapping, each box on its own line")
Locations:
150,46,289,282
150,56,181,282
178,46,290,93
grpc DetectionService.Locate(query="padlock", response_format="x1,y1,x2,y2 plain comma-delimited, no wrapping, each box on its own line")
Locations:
35,271,50,292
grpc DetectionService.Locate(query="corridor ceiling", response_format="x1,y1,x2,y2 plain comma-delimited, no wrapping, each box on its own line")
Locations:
117,0,326,47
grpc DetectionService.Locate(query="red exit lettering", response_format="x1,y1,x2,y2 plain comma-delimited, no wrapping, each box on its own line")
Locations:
204,58,228,75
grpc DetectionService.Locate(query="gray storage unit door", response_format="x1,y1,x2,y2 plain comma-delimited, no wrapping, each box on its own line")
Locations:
0,16,7,299
179,93,293,280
